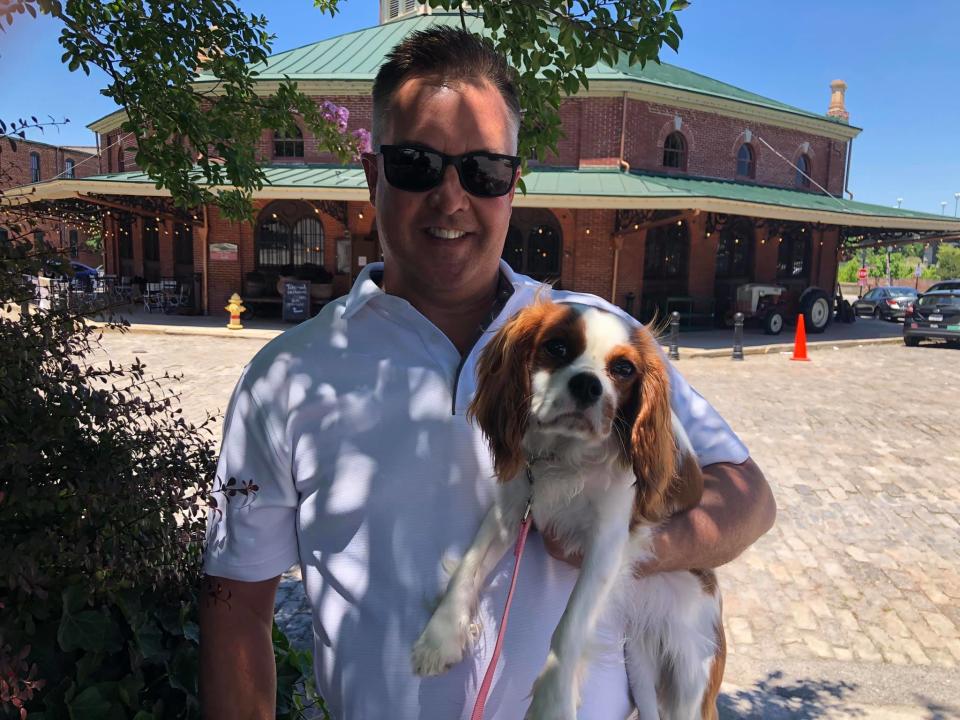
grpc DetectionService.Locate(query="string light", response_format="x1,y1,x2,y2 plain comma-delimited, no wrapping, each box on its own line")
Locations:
585,228,591,235
358,211,364,219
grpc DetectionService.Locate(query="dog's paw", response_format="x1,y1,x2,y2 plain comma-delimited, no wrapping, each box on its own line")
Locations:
411,607,472,677
524,656,577,720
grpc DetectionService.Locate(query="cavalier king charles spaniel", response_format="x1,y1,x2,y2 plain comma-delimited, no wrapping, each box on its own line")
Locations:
412,300,725,720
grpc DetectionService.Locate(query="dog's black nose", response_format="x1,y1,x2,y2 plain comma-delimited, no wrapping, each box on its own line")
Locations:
568,372,603,407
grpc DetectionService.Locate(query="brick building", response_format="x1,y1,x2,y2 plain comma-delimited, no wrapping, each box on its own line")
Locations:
0,137,100,267
7,7,960,325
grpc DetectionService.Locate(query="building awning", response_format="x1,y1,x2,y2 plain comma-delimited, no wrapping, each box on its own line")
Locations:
6,165,960,234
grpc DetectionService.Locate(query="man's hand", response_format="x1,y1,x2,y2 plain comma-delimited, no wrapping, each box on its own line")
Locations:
542,457,775,574
199,574,281,720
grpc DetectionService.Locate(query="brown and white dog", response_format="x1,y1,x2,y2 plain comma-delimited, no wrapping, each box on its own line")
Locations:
411,300,725,720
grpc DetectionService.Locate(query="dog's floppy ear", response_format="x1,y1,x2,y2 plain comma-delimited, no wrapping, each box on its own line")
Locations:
468,302,551,481
628,328,702,523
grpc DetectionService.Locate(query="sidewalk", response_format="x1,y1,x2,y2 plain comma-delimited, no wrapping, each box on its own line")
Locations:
88,305,287,341
91,306,909,357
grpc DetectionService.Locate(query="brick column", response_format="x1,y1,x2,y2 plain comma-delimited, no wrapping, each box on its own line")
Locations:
131,216,144,278
754,224,779,283
159,218,174,278
686,212,717,299
615,227,645,314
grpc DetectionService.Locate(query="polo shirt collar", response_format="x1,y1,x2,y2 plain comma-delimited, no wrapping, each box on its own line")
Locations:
340,262,385,320
341,260,525,321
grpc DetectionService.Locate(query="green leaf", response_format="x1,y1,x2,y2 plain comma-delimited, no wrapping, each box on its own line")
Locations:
134,619,166,661
58,607,124,653
67,686,111,720
75,651,104,685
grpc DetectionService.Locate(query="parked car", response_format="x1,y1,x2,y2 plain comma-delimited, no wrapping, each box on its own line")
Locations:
925,279,960,293
852,286,918,321
41,260,100,290
903,285,960,347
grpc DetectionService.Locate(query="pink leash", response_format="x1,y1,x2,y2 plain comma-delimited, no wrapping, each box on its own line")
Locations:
470,499,533,720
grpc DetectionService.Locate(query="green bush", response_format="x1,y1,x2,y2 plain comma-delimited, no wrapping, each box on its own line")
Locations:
838,258,860,283
0,236,323,719
935,244,960,280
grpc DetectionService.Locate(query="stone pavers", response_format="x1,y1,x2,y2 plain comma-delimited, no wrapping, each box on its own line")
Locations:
91,326,960,717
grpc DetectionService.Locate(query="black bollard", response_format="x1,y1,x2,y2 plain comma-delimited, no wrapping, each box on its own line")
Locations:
732,312,745,361
669,311,680,360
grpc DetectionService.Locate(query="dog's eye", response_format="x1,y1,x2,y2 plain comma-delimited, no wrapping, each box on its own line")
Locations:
609,359,635,378
543,338,568,359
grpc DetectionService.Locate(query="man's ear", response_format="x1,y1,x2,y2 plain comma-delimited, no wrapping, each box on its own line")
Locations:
361,153,378,207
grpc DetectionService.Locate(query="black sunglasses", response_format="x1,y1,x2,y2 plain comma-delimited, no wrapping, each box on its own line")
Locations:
377,144,520,198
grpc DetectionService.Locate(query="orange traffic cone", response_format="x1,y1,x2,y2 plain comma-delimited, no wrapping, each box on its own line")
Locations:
791,314,810,362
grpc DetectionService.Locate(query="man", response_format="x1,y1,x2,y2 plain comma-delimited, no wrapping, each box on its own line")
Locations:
200,26,775,720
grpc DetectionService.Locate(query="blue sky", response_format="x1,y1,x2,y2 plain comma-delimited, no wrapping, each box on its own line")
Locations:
1,0,958,216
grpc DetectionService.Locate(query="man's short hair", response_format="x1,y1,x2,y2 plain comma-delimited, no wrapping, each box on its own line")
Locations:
372,25,521,148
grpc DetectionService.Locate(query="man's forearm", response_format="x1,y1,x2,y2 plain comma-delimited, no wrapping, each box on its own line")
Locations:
640,457,776,575
199,575,280,720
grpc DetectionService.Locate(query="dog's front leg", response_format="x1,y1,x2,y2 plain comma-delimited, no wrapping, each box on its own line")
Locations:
412,478,529,676
525,520,630,720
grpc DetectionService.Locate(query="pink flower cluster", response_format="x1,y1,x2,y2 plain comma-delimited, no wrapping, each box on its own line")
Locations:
321,100,350,133
352,128,373,155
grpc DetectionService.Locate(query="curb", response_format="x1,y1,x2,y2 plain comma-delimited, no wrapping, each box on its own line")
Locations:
674,335,905,359
88,320,283,341
91,319,907,356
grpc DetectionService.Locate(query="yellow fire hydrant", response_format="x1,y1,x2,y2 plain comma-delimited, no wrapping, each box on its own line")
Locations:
225,292,246,330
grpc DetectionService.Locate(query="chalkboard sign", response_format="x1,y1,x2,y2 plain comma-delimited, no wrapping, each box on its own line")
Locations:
282,280,310,322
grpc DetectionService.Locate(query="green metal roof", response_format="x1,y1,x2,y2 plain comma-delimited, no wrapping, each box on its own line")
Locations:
193,13,849,129
64,165,959,231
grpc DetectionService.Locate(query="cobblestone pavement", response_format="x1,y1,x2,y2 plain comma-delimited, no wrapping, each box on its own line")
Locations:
92,328,960,717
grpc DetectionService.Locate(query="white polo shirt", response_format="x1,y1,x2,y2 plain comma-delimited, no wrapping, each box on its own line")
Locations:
204,261,748,720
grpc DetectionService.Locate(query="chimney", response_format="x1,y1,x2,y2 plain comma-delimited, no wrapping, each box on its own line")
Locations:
827,79,849,122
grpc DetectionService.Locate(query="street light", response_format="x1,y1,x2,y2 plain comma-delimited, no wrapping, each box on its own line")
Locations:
942,201,948,215
896,198,903,208
954,192,959,217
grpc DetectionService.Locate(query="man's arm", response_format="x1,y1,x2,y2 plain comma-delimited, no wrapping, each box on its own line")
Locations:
542,458,775,573
200,574,281,720
635,457,775,575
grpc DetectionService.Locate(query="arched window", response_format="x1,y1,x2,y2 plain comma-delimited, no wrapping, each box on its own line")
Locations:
715,218,753,278
502,208,562,281
30,152,41,182
795,154,812,188
255,201,327,271
644,221,689,279
274,126,305,158
292,217,324,266
777,226,810,279
662,132,687,170
736,144,755,179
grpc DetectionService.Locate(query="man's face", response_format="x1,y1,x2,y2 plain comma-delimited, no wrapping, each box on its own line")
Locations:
362,76,519,303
